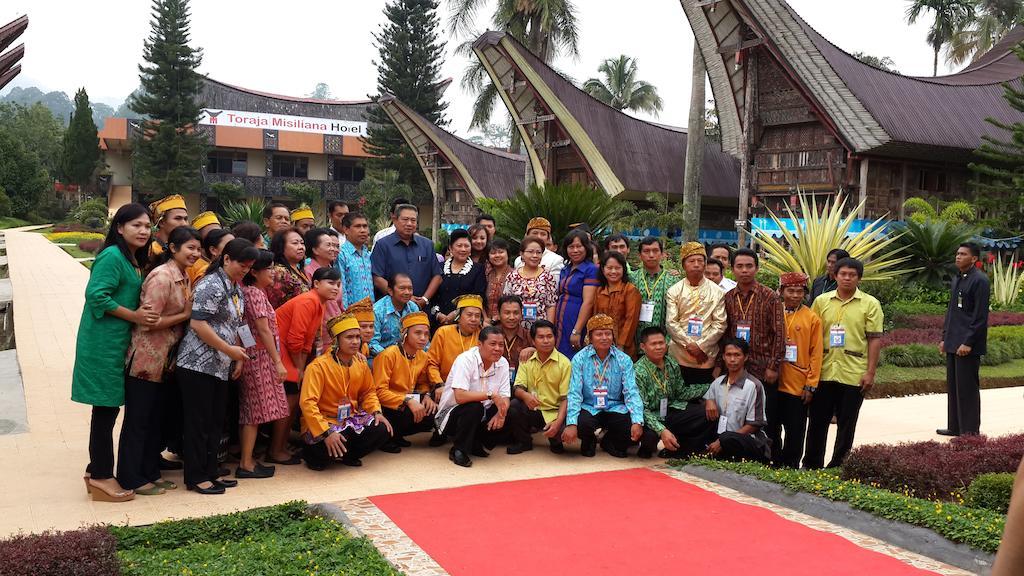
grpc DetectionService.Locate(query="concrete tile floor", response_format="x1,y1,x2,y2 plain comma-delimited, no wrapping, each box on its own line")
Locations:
0,228,1021,537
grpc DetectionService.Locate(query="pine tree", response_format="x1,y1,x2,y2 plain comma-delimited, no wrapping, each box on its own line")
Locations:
130,0,206,201
969,45,1024,231
61,88,101,188
365,0,448,199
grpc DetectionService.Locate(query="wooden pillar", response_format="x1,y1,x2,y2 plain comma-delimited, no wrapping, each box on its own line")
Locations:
738,51,758,248
432,168,444,245
858,157,869,219
899,162,909,221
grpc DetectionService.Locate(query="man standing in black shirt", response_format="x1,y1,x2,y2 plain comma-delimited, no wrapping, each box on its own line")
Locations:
809,248,850,304
938,242,989,437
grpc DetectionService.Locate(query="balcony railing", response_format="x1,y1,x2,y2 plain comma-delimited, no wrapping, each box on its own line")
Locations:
203,173,359,200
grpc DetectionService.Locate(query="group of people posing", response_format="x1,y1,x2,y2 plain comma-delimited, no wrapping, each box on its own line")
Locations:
73,194,899,503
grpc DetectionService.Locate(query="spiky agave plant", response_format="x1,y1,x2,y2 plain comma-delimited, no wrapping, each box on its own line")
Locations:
752,191,912,281
220,199,268,227
991,255,1024,307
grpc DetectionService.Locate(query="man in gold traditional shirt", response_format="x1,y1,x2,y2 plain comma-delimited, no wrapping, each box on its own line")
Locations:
665,242,727,386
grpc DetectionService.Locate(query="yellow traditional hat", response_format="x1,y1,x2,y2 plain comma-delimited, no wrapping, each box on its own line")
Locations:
401,311,430,330
345,297,375,323
454,294,484,310
327,314,360,337
291,206,315,223
191,211,220,230
150,194,186,222
586,314,615,333
526,217,551,233
679,241,706,262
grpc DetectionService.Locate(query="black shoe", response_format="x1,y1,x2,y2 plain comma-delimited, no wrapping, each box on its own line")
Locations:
213,478,238,489
600,438,627,458
580,440,596,458
187,483,225,495
549,440,565,454
471,445,489,458
159,456,183,470
340,457,363,467
507,443,533,455
637,448,653,459
379,442,402,454
936,428,959,437
236,464,275,479
395,437,412,448
428,432,447,447
657,448,680,459
449,448,472,467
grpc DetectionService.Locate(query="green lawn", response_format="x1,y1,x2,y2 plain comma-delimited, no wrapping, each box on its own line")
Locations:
877,359,1024,383
0,217,30,229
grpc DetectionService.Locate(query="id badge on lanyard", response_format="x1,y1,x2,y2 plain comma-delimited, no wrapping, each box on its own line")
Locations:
337,398,352,423
687,316,704,338
593,386,609,409
238,324,257,348
735,322,751,342
785,341,798,363
523,303,538,321
639,301,655,323
659,397,669,419
830,324,846,348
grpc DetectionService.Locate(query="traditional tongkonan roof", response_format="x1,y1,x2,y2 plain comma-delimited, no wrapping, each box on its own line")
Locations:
682,0,1024,161
0,16,28,91
472,30,740,201
377,95,527,200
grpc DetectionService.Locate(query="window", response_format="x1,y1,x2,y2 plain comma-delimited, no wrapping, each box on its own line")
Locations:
917,169,948,194
272,155,308,178
207,151,247,175
333,159,366,182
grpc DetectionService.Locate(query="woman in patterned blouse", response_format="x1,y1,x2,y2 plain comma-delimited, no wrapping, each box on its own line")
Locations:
265,228,310,309
504,235,557,329
119,226,202,496
484,238,511,324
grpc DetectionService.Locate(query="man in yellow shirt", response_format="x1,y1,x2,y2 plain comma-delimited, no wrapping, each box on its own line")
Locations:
373,312,436,453
507,319,570,455
300,315,392,470
428,294,484,388
777,272,822,468
665,242,727,385
148,194,189,260
805,258,883,469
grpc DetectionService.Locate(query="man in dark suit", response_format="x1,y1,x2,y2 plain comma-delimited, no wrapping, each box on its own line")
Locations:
938,242,989,437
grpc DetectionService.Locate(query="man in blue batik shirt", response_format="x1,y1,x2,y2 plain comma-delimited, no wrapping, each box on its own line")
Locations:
562,314,645,458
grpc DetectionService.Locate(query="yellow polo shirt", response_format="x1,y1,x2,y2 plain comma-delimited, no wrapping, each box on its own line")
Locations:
513,349,571,423
811,289,883,386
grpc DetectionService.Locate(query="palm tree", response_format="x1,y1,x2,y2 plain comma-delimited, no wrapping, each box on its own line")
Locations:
448,0,580,135
906,0,976,75
582,55,664,115
947,0,1024,66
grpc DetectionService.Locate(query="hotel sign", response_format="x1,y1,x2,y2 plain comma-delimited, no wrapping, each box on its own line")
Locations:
199,109,367,136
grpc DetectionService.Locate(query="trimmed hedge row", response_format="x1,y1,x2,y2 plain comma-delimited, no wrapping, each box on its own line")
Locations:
881,326,1024,368
676,458,1005,553
0,527,119,576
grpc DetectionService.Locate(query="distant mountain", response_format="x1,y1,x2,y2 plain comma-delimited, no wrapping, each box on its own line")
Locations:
0,86,138,129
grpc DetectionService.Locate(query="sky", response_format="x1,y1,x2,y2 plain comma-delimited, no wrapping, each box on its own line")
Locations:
1,0,951,138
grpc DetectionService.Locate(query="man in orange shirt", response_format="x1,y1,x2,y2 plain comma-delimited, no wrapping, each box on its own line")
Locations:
300,315,392,470
374,312,435,453
777,272,822,468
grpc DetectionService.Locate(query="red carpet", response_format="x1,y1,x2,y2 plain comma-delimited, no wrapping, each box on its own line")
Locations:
370,468,940,576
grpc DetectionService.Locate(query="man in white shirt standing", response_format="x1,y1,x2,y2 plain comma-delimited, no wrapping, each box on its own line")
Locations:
371,197,411,250
434,326,512,467
513,217,564,276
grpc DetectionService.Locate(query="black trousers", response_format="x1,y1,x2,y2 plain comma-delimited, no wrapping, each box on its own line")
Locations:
577,410,632,452
681,366,715,386
442,402,504,454
161,373,183,455
763,384,781,461
178,368,228,486
382,406,435,440
775,391,808,468
507,398,564,447
946,353,981,435
804,380,864,469
639,403,708,453
116,376,164,490
716,430,769,463
303,423,390,471
86,405,120,480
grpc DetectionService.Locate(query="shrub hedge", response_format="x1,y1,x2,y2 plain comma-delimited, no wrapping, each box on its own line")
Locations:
841,433,1024,502
0,526,120,576
968,473,1015,514
677,458,1005,553
881,325,1024,367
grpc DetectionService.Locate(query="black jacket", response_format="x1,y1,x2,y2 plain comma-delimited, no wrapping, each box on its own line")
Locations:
943,267,990,356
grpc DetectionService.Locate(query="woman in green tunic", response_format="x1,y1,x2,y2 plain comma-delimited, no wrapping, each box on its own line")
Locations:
72,203,160,502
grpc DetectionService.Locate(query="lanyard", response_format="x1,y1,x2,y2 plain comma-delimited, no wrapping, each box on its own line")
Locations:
640,269,667,301
649,361,669,395
504,334,518,359
832,294,856,326
218,272,242,319
402,349,417,391
593,355,611,387
784,305,800,334
458,330,475,353
735,290,755,321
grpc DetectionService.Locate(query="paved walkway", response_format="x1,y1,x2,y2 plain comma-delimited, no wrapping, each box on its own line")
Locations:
0,227,1021,538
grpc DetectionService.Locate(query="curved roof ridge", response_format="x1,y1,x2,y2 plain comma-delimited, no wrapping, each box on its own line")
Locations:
782,2,1024,88
204,77,373,106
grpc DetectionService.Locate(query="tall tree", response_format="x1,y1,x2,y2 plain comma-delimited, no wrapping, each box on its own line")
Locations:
582,55,664,115
130,0,207,201
948,0,1024,66
905,0,976,75
61,88,101,188
0,130,50,218
969,44,1024,232
448,0,580,133
0,102,64,178
681,48,706,242
365,0,448,198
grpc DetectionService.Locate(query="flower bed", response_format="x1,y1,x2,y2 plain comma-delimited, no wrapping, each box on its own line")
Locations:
841,433,1024,502
675,458,1005,553
0,526,119,576
45,231,104,244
